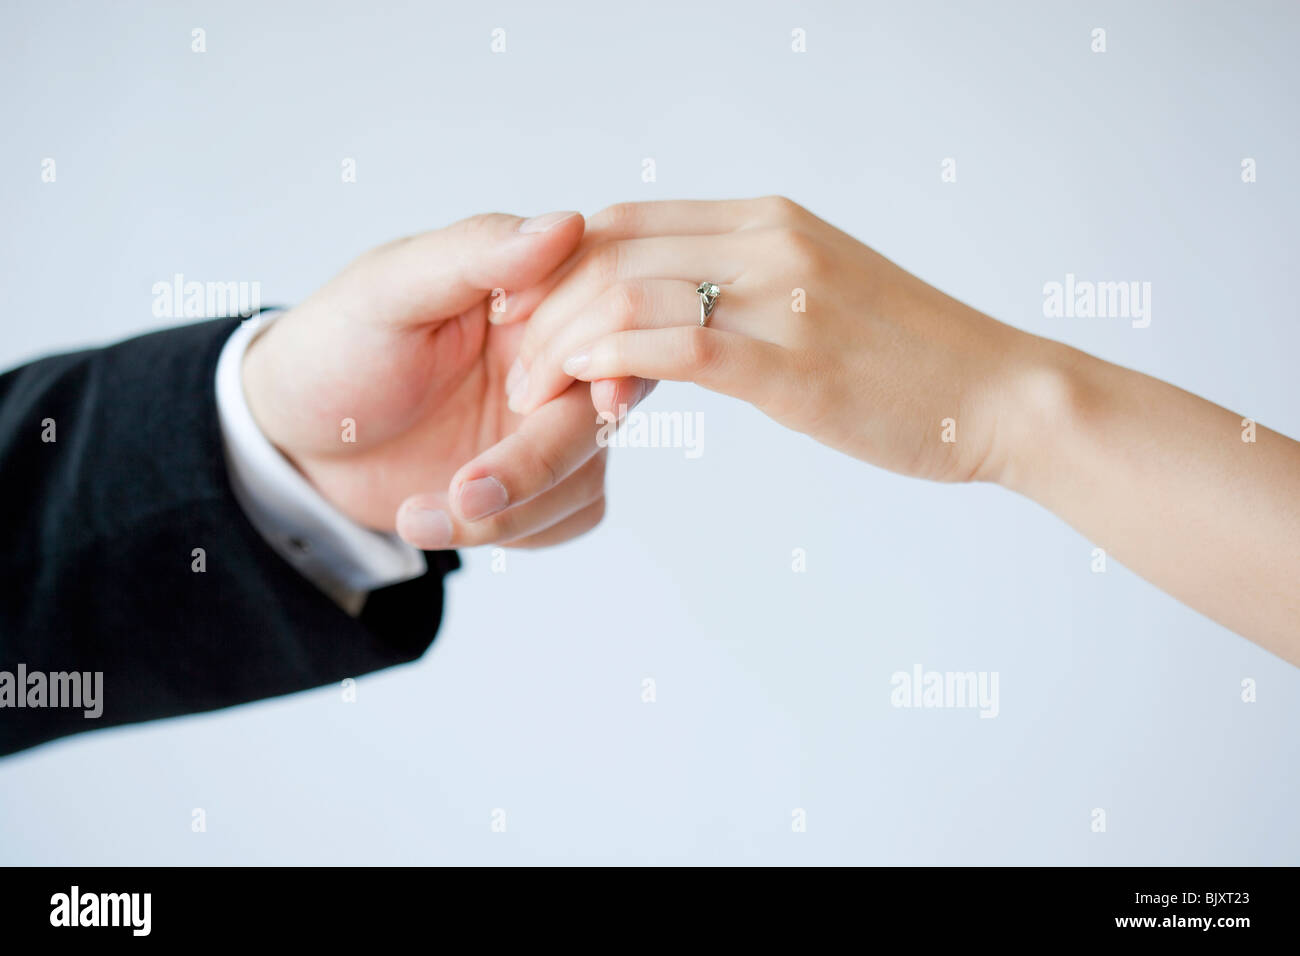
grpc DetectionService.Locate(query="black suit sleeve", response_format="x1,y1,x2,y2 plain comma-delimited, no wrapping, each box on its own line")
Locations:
0,318,459,756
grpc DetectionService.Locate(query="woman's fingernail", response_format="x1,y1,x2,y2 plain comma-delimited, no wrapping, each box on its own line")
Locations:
562,352,590,376
504,358,525,396
402,508,453,549
518,210,579,234
507,372,529,413
458,476,509,521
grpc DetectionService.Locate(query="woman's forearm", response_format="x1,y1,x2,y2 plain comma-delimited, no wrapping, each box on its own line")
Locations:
997,336,1300,663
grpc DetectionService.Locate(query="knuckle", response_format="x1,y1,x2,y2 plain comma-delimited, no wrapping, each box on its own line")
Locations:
758,194,804,223
464,212,510,235
582,242,623,285
524,440,564,493
487,495,541,545
769,226,823,275
590,202,639,235
478,509,518,545
499,431,565,499
682,326,719,373
606,280,646,328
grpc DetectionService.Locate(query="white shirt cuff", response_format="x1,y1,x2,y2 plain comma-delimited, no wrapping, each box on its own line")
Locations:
214,312,427,616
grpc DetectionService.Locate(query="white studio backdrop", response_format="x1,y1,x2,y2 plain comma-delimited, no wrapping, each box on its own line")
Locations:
1,0,1297,864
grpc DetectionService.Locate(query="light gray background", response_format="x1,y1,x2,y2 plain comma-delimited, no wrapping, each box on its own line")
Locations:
2,0,1297,864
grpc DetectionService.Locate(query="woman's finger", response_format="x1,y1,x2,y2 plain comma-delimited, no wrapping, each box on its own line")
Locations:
562,326,792,411
509,279,700,415
583,198,791,243
489,197,789,328
514,232,757,370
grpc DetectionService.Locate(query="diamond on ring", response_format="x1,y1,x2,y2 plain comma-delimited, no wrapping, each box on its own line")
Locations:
696,281,721,327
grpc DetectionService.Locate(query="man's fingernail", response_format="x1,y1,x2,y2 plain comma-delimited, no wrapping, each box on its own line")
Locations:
402,508,453,549
458,476,509,521
518,210,579,234
562,352,590,375
505,358,525,396
507,372,529,413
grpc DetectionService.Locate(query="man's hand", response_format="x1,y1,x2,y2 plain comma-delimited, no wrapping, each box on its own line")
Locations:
241,211,624,550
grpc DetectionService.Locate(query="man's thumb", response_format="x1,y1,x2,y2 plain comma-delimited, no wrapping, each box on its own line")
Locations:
371,211,584,320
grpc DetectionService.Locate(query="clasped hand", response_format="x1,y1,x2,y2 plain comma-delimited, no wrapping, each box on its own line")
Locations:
239,197,1300,666
243,197,1027,553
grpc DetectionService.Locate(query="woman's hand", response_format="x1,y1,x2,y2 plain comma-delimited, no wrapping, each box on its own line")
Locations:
505,198,1300,664
502,197,1044,486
